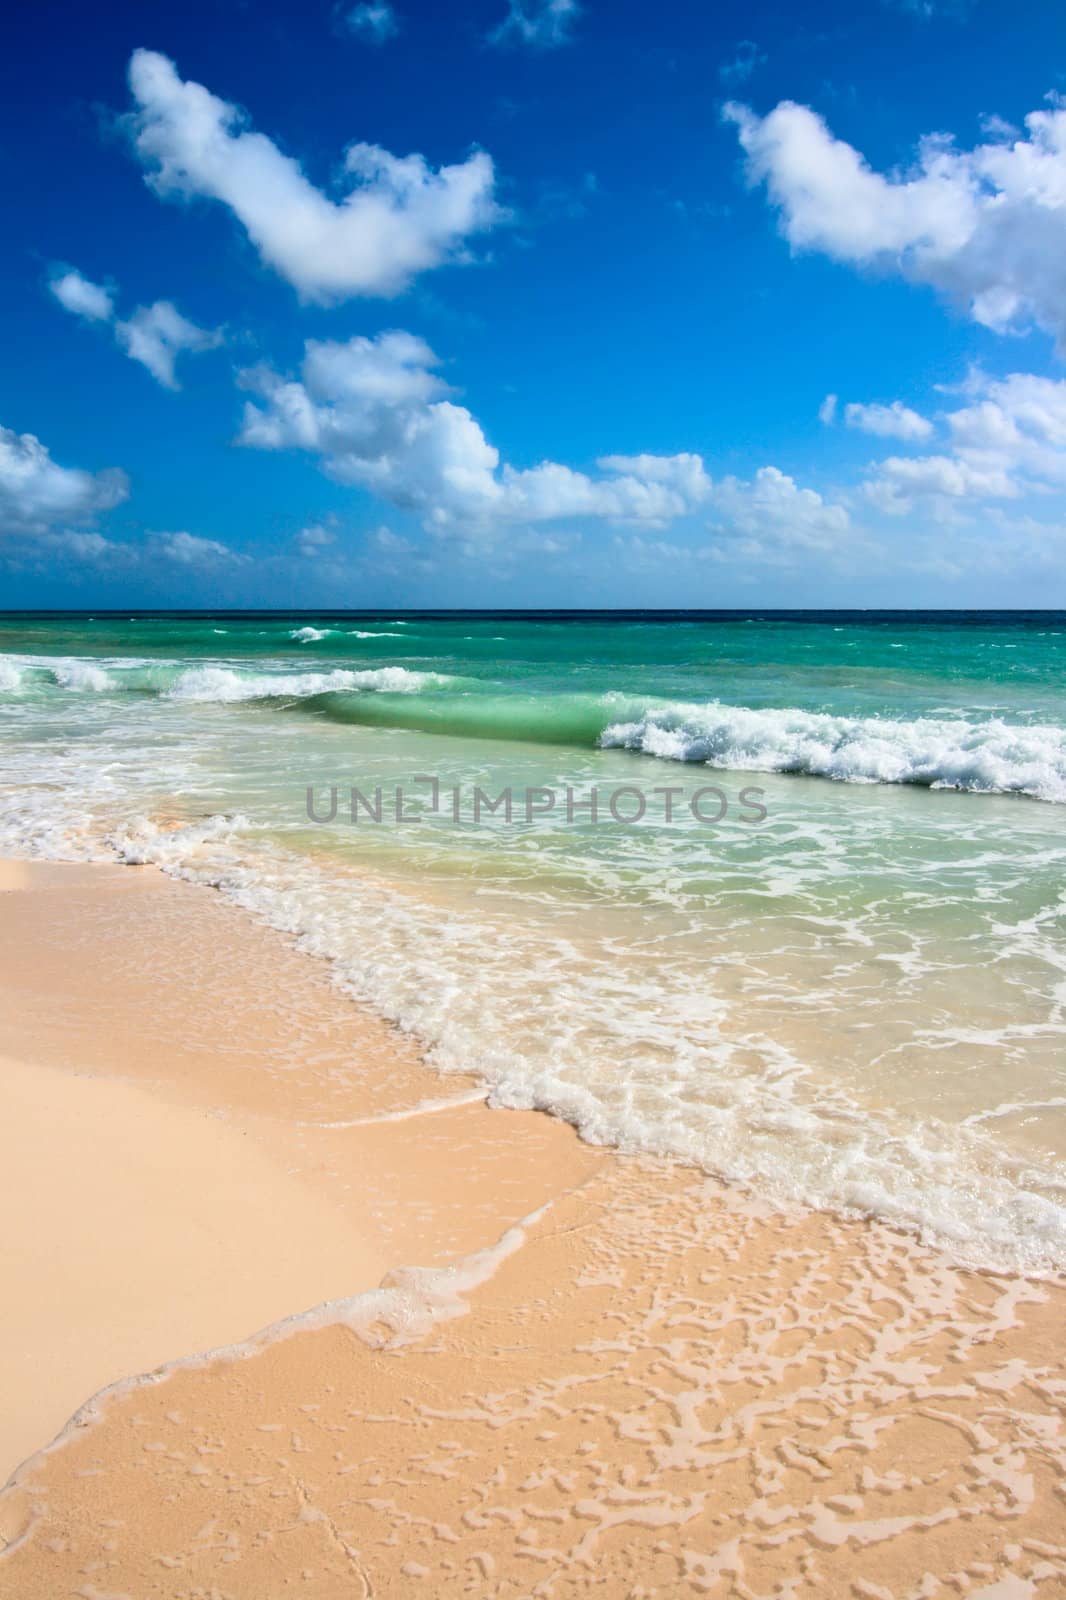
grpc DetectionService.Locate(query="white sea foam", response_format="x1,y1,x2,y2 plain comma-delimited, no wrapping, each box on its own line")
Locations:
600,700,1066,802
163,664,451,701
0,652,450,703
49,660,116,692
100,817,1066,1277
108,811,252,865
7,650,1066,804
290,626,334,642
26,1202,550,1478
4,638,1066,1276
0,654,176,694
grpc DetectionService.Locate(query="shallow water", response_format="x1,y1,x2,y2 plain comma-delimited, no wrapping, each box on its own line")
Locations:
1,609,1064,1272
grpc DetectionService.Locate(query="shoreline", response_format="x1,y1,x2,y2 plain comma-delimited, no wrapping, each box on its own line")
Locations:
0,1047,390,1486
0,857,605,1490
1,856,1064,1595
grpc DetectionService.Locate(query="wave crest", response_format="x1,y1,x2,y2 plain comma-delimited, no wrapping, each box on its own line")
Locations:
3,648,1066,801
163,665,454,702
600,701,1066,802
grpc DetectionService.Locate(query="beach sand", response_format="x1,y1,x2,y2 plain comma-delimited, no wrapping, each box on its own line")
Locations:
0,859,1064,1597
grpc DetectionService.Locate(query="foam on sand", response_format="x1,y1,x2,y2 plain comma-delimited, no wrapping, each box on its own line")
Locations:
4,1157,1064,1597
104,814,1066,1277
0,857,602,1489
0,859,1063,1600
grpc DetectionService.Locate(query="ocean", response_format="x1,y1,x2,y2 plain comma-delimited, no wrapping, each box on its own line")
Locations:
1,609,1064,1273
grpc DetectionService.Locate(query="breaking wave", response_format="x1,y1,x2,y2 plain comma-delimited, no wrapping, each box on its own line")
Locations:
162,665,455,701
599,700,1066,803
3,653,1065,800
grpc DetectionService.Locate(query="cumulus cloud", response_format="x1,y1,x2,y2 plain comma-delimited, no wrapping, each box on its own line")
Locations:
295,522,338,556
116,301,223,389
49,265,221,389
35,530,133,566
343,2,399,42
818,393,838,425
865,454,1017,515
0,424,128,538
151,530,246,565
596,453,714,504
948,371,1066,474
943,371,1066,500
724,92,1066,343
237,330,713,535
124,49,502,303
489,0,580,48
843,400,934,440
708,465,850,550
49,269,115,323
861,370,1066,513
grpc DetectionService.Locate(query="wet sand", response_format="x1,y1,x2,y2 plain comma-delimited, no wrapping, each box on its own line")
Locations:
0,859,1064,1596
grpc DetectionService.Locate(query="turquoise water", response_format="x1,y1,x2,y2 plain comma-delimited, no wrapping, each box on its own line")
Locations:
1,611,1065,1271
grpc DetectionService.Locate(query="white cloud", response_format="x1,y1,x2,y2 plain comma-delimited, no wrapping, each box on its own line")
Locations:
295,522,338,557
843,400,934,440
50,265,221,389
49,269,114,322
238,331,713,536
948,371,1066,481
125,49,502,303
861,370,1066,513
0,424,128,538
724,92,1066,343
489,0,580,48
41,530,128,564
501,454,711,524
114,301,222,390
152,530,246,566
866,454,1017,513
708,465,850,550
344,2,399,42
942,370,1066,504
818,393,838,425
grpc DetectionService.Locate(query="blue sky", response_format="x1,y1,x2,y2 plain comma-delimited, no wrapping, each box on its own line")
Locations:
2,0,1066,607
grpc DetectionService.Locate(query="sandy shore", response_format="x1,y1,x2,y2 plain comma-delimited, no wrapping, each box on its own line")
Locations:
0,1049,389,1480
1,858,1064,1596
